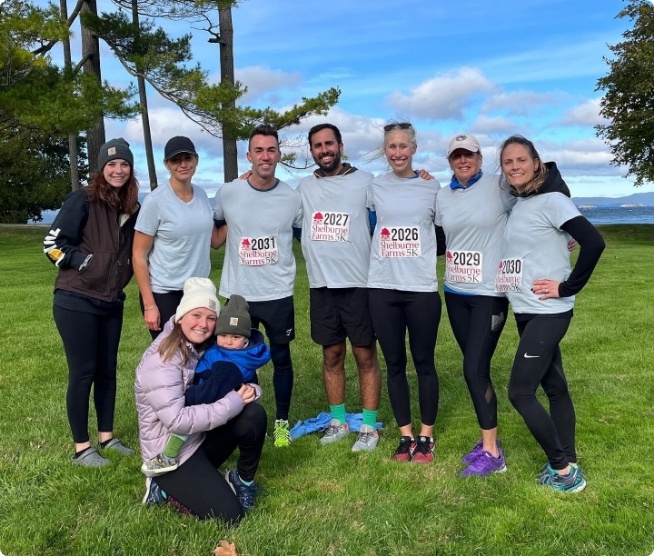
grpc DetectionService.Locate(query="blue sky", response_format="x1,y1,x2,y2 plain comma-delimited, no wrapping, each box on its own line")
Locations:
49,0,654,197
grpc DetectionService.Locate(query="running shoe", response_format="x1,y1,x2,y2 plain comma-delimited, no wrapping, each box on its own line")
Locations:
411,436,435,464
460,449,507,477
351,424,379,452
391,436,416,462
273,419,291,448
461,439,502,464
319,419,349,445
537,465,586,493
142,478,167,505
141,453,179,476
226,469,259,510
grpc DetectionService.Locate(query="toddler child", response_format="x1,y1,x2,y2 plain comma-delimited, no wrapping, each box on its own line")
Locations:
141,294,271,476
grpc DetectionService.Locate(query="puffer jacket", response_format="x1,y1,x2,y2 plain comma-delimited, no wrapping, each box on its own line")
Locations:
134,318,262,469
195,328,271,382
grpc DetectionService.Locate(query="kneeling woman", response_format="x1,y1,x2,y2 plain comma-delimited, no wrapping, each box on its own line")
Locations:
135,277,267,523
497,135,605,493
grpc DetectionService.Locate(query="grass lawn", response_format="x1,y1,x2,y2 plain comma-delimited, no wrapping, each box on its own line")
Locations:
0,224,653,556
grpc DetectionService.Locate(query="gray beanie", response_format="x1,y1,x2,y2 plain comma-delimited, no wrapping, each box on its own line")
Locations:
216,294,251,337
98,138,134,171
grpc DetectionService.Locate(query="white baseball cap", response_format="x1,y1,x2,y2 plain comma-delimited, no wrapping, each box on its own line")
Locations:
447,134,481,157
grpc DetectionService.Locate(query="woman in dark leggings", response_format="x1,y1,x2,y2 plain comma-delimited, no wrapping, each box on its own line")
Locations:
135,277,266,523
498,135,604,493
435,134,516,476
44,138,140,467
367,122,443,464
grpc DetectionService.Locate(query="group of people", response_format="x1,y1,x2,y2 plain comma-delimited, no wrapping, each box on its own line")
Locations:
43,120,605,524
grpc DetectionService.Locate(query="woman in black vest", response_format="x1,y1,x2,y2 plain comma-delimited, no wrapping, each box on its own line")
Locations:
44,138,140,467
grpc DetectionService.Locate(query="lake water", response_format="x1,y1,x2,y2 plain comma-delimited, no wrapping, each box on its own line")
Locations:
578,206,654,225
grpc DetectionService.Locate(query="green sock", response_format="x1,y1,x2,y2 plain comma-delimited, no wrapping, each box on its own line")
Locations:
162,434,187,458
362,408,378,428
329,404,347,424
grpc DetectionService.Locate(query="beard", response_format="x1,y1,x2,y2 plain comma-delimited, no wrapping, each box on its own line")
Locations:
314,150,342,174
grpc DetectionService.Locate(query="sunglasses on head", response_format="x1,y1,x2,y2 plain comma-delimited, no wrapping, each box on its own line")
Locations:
383,122,412,132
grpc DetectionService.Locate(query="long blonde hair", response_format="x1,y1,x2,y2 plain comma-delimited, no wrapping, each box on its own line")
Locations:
157,322,213,366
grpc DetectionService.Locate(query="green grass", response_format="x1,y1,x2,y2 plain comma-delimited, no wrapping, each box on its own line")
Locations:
0,224,653,556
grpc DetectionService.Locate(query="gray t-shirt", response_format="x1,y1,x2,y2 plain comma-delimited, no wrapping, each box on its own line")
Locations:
367,173,441,292
298,169,373,288
214,179,302,301
435,173,516,297
499,192,580,314
135,181,214,293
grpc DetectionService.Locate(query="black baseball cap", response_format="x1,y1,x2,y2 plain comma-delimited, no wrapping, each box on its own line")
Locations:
164,136,197,161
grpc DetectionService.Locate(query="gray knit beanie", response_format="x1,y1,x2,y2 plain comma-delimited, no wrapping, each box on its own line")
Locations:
98,138,134,171
216,294,251,337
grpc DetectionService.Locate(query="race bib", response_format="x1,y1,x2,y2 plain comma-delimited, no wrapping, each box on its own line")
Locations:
446,250,482,283
495,258,523,292
311,211,350,241
379,226,421,257
239,235,279,266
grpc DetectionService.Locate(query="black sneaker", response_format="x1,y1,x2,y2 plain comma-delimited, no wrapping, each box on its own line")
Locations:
391,436,416,462
412,436,435,464
225,469,259,511
141,478,167,505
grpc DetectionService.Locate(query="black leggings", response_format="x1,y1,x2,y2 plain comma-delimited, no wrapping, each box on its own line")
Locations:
140,290,184,341
53,304,123,443
369,289,441,428
445,293,508,430
507,313,577,470
156,402,267,524
269,343,293,421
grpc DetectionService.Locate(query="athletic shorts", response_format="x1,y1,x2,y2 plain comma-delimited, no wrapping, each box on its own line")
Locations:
248,295,295,344
309,287,376,347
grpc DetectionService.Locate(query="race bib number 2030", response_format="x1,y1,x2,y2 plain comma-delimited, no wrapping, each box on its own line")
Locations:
494,258,523,292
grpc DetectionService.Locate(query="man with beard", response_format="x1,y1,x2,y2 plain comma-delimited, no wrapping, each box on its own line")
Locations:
214,124,302,449
297,123,382,452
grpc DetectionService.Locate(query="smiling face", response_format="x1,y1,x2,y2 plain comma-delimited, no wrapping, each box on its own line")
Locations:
217,333,248,350
178,307,217,344
165,153,198,185
309,128,344,175
385,130,416,178
500,143,539,193
103,159,131,188
448,149,482,186
247,134,281,184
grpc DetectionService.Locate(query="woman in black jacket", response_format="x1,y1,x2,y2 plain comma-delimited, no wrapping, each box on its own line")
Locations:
44,138,140,467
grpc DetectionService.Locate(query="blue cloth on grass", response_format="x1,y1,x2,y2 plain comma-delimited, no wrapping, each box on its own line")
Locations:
290,412,383,440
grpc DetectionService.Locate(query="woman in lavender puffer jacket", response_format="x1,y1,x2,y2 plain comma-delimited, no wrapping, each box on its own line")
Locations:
135,277,267,523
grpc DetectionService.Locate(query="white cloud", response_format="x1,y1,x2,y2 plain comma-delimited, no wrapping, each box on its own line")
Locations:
471,115,519,136
560,98,610,126
234,66,302,102
482,90,559,116
387,67,495,120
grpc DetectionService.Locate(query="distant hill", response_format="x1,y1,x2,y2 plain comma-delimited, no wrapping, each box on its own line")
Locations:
572,191,654,207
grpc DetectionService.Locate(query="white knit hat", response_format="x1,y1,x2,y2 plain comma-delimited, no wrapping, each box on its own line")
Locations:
175,277,220,322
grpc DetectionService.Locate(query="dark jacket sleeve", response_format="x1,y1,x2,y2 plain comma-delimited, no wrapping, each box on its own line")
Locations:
43,190,91,271
436,225,446,256
184,361,243,406
558,215,605,297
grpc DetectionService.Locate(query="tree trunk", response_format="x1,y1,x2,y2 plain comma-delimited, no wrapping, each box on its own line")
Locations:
219,5,237,182
60,0,80,190
81,0,105,178
132,0,157,190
